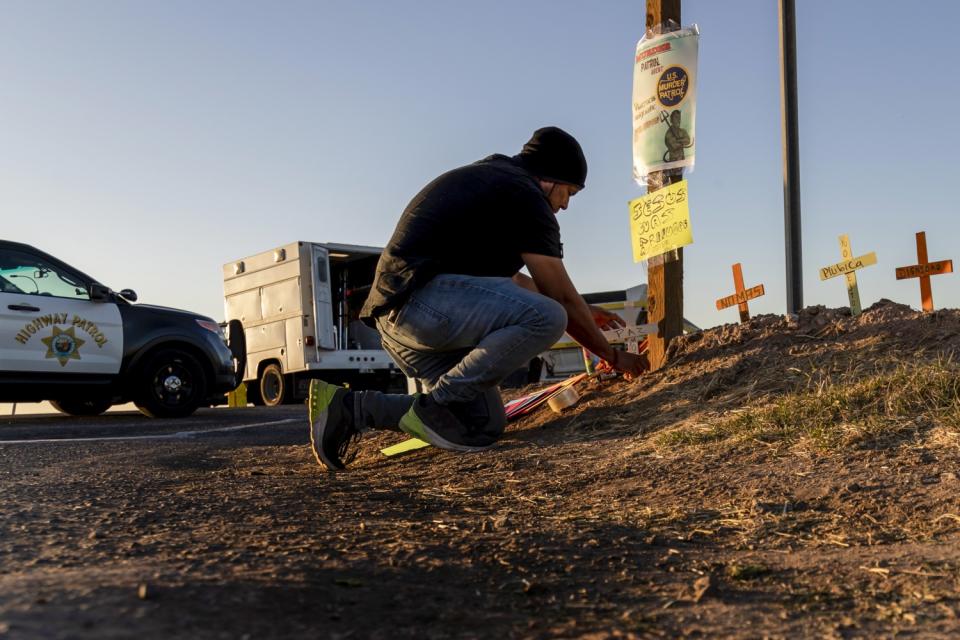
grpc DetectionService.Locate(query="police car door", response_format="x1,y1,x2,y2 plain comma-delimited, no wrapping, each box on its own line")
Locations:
0,247,123,374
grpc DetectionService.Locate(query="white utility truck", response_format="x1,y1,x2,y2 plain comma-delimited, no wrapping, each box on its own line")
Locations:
222,241,406,406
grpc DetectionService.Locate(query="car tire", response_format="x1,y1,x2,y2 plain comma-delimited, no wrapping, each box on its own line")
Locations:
258,363,287,407
51,398,113,417
135,348,208,419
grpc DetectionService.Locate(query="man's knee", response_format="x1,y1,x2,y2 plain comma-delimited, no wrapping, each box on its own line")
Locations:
530,296,567,344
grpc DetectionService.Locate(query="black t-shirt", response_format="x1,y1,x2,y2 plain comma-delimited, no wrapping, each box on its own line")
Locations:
361,154,562,321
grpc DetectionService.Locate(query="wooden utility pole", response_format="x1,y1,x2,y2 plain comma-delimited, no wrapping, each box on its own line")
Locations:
645,0,683,371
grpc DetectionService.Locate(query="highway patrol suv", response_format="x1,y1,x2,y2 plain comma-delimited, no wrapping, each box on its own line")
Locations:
0,241,243,418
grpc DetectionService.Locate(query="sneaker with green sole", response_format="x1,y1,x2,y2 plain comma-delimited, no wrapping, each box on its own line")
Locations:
308,380,361,470
398,394,498,452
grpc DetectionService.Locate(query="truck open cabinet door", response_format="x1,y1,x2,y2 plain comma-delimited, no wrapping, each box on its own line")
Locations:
309,244,336,350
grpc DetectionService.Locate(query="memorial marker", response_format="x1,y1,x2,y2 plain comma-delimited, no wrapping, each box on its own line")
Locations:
818,234,877,316
716,263,765,322
603,324,656,355
895,231,953,312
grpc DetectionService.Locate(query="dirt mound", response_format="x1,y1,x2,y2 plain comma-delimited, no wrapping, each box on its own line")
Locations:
665,299,960,396
520,299,960,443
674,298,959,356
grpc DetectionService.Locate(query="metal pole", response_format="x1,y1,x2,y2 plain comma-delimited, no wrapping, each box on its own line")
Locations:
779,0,803,313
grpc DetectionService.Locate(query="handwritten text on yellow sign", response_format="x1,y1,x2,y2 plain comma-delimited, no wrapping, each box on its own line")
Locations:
819,252,877,280
628,180,693,262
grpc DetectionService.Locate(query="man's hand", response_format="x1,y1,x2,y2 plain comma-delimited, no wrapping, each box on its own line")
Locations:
521,253,646,377
600,350,649,378
590,305,625,331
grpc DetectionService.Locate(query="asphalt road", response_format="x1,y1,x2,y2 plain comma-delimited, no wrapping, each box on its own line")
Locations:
0,406,307,445
0,406,320,640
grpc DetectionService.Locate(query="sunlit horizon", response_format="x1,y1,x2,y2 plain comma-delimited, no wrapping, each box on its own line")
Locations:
3,1,959,330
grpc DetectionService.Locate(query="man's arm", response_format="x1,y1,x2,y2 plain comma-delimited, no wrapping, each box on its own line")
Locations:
513,272,624,330
521,253,648,375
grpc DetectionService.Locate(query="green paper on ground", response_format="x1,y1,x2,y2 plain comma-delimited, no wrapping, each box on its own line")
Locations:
381,438,431,457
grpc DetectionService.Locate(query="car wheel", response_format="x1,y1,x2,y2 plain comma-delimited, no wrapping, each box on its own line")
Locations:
51,398,113,417
135,348,207,419
259,364,287,407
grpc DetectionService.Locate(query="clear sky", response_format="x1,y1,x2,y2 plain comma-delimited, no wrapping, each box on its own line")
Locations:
2,1,959,330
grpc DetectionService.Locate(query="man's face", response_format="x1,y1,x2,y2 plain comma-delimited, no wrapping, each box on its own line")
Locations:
540,181,581,214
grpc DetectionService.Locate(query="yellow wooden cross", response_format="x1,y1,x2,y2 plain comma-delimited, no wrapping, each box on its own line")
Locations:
818,234,877,316
715,263,765,322
895,231,953,312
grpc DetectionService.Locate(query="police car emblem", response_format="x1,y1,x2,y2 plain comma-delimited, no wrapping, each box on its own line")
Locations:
40,326,86,366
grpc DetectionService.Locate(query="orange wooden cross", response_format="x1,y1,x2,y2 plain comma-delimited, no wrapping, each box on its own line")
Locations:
895,231,953,312
715,263,765,322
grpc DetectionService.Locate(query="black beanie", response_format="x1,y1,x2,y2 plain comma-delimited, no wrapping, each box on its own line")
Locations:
518,126,587,189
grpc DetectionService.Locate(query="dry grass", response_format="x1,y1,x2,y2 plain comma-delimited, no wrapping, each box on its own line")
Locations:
657,355,960,452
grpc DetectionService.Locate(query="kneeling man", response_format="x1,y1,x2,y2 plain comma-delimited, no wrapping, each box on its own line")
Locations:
309,126,648,471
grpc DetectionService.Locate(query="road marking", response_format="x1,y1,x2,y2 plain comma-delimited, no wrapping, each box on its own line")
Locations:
0,418,302,445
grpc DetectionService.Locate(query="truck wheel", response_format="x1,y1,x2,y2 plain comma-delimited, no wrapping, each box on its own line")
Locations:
258,364,287,407
135,348,208,418
51,398,113,417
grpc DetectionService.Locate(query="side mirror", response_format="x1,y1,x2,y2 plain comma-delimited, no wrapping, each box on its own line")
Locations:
118,288,138,302
88,283,111,302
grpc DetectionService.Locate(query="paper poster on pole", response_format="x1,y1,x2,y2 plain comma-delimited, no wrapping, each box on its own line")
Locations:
632,27,699,180
628,179,693,262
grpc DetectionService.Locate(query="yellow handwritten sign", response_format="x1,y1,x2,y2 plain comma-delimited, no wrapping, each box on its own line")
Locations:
628,179,693,262
819,252,877,280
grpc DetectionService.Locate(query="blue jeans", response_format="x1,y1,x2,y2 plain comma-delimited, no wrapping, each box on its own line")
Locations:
353,274,567,433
